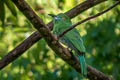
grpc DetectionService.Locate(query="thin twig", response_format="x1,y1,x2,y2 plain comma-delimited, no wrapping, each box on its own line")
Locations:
58,1,120,38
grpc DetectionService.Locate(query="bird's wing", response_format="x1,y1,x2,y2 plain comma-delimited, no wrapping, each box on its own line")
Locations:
63,28,87,76
64,28,86,52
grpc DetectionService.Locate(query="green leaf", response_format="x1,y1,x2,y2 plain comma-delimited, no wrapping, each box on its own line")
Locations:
4,0,17,17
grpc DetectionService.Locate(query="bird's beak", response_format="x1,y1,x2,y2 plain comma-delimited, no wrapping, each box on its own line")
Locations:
48,14,57,18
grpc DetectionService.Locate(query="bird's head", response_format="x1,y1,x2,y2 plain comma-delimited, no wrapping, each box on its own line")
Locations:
48,13,70,23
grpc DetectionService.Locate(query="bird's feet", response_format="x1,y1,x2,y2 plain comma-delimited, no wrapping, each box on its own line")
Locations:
53,34,58,41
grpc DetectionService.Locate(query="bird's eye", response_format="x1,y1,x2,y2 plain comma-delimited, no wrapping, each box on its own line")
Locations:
55,17,61,20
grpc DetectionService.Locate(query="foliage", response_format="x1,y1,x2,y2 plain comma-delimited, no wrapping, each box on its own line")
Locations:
0,0,120,80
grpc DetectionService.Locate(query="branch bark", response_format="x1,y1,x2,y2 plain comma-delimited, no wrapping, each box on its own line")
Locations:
0,0,113,80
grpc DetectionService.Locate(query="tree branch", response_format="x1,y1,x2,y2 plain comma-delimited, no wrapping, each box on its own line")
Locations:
58,0,120,38
0,0,112,80
0,0,107,70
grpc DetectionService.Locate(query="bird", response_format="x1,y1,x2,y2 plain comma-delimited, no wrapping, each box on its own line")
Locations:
48,13,87,76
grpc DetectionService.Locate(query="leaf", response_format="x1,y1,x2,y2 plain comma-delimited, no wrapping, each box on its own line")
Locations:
0,0,5,26
4,0,17,17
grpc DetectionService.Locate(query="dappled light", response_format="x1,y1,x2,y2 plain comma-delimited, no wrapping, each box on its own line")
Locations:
0,0,120,80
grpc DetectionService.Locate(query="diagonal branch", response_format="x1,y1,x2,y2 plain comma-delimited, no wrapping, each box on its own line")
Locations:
0,0,112,80
58,0,120,38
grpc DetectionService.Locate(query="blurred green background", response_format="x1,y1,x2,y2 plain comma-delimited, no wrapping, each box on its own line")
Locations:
0,0,120,80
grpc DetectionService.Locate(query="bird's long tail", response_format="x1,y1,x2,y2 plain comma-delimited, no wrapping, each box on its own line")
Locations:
78,55,87,76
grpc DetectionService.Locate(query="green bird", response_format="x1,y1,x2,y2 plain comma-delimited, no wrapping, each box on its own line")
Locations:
48,13,87,76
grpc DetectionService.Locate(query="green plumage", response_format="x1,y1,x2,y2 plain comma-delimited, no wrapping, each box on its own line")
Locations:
49,13,87,76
